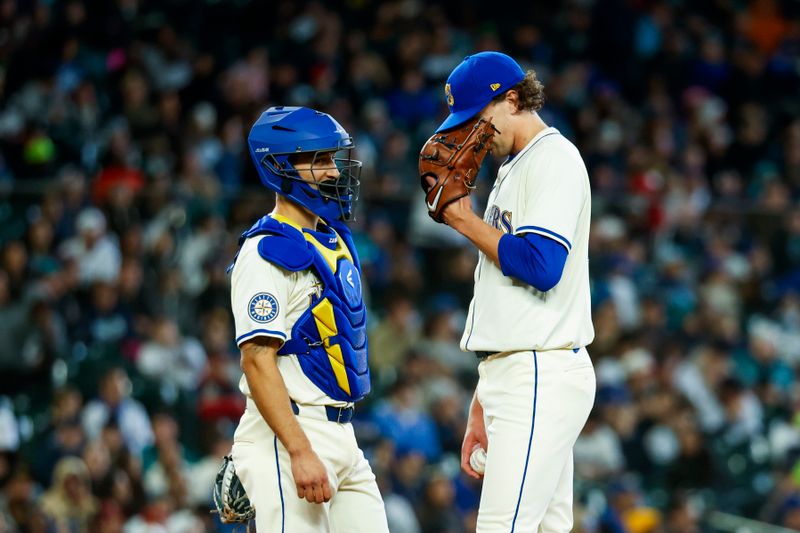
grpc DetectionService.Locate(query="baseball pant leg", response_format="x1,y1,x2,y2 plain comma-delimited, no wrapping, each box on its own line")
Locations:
232,408,334,533
329,446,389,533
476,350,595,533
538,451,574,533
233,436,332,532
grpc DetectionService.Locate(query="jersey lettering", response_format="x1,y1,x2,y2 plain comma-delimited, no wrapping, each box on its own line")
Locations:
485,205,514,234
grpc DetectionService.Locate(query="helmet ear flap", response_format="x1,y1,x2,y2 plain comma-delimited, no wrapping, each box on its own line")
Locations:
280,178,292,194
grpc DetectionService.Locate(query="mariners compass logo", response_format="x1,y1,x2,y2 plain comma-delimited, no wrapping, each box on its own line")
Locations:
248,292,279,323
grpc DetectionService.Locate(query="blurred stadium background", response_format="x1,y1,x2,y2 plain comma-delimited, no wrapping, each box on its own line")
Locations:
0,0,799,531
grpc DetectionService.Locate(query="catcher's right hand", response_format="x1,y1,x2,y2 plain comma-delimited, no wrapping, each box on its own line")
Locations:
419,117,497,223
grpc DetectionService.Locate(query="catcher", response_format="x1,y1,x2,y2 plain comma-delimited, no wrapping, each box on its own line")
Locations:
419,51,596,533
214,106,388,532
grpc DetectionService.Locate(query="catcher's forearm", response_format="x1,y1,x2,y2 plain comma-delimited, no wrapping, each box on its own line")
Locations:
240,339,312,457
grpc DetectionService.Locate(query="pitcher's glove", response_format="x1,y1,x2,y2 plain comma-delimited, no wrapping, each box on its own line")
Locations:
419,117,497,223
212,455,255,524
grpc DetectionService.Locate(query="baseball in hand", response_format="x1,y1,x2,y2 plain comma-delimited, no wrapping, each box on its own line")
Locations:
469,446,487,475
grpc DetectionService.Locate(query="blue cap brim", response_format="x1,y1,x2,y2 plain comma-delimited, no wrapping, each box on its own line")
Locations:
434,100,488,133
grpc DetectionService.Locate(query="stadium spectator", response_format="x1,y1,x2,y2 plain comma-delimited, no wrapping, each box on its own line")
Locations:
82,368,153,458
135,317,206,393
59,207,121,286
40,457,98,532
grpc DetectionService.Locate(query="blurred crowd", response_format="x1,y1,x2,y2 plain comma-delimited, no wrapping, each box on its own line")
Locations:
0,0,799,532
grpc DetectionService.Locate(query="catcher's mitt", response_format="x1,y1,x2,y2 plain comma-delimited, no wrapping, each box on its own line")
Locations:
212,455,255,525
419,117,497,223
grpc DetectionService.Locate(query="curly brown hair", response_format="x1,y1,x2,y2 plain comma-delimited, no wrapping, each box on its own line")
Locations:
492,70,545,112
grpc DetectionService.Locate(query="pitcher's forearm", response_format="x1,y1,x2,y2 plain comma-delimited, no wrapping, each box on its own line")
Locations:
453,212,503,266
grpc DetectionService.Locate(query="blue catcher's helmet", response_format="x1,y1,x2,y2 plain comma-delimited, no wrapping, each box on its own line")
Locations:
248,106,363,221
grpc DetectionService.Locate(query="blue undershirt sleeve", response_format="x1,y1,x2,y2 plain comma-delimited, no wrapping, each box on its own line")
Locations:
497,232,569,291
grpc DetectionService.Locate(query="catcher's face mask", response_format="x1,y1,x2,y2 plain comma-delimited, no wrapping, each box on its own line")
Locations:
296,149,362,217
262,143,363,221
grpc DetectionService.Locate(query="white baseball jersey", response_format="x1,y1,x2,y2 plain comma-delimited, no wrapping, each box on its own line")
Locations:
461,127,594,352
230,232,350,407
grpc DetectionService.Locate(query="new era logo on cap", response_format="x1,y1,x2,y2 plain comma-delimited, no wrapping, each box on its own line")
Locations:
436,51,525,133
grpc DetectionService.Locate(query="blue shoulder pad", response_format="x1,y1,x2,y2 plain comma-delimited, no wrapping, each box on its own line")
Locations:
257,234,313,272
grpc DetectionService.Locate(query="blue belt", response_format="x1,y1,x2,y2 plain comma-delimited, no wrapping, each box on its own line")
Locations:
290,399,354,424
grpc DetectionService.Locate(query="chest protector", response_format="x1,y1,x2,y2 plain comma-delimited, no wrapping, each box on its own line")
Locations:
230,215,370,402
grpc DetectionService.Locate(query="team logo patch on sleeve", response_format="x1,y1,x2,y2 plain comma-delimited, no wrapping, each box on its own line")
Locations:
248,292,279,323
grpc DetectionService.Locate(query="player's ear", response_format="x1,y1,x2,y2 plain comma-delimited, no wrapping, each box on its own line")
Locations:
504,90,522,113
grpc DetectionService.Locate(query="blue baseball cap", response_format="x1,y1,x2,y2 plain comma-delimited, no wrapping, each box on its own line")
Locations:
435,51,526,133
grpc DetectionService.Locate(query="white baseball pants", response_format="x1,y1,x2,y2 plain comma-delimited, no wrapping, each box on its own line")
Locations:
231,399,389,533
476,348,596,533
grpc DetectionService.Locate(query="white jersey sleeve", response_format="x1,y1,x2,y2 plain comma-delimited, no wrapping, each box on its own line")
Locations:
513,140,588,252
230,239,291,347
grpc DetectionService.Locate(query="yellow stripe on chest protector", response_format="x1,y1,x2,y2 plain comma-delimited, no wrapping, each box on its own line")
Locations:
270,213,352,273
312,298,351,395
303,233,352,274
